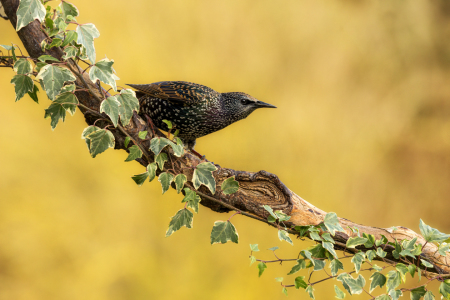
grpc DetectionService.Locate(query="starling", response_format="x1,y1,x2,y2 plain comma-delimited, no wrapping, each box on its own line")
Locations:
127,81,276,150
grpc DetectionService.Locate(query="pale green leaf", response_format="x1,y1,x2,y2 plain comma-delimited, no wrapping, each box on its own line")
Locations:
192,162,217,194
181,188,201,213
13,58,32,74
249,255,256,266
395,263,409,282
48,38,62,49
174,174,187,193
323,241,338,259
10,75,34,101
306,285,315,299
420,219,450,243
170,137,184,157
369,272,386,293
346,237,368,248
147,163,157,182
330,259,344,276
60,1,79,19
16,0,46,31
155,153,168,170
323,212,345,235
421,259,433,268
278,230,293,245
138,131,148,139
282,287,288,296
62,46,78,60
210,221,238,244
150,137,173,155
351,252,365,273
84,129,115,158
250,244,259,252
295,276,307,289
440,280,450,299
158,172,174,194
262,205,278,219
36,64,76,100
366,250,376,262
44,92,78,129
376,247,387,258
334,285,345,299
275,277,283,282
288,259,306,275
37,55,59,62
81,125,100,150
423,291,435,300
342,274,365,295
89,58,118,91
313,259,326,271
386,270,401,292
76,23,100,63
100,96,120,127
165,208,193,237
389,289,402,300
125,145,142,162
221,176,239,195
61,30,77,47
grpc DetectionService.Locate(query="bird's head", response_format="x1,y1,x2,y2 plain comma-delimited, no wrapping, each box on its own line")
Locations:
221,92,276,122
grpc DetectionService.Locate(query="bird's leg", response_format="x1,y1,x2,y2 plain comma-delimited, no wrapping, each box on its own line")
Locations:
144,115,157,136
190,149,204,160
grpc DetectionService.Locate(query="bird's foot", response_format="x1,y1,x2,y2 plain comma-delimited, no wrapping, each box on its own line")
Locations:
144,115,157,137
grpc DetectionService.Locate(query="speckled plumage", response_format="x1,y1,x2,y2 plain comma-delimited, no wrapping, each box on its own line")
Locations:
127,81,276,150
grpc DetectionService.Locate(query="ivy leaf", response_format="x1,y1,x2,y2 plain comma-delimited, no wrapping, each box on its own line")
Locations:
249,255,256,266
421,259,433,268
165,208,193,237
13,58,33,75
386,270,401,292
294,276,307,289
158,172,174,194
313,259,326,271
27,84,39,103
162,119,173,129
155,153,168,170
81,126,100,150
375,296,390,300
61,30,77,47
10,75,34,101
131,172,148,186
150,137,173,155
124,136,131,148
48,38,62,49
376,247,387,258
62,45,78,59
250,244,259,252
321,233,335,244
346,237,368,249
330,259,344,276
351,252,365,273
275,277,283,282
408,264,416,278
288,259,306,275
322,241,338,259
423,291,435,300
410,286,427,300
257,262,266,277
310,231,322,241
76,23,100,63
60,1,79,20
323,212,345,235
439,243,450,256
116,89,139,126
334,285,345,299
389,290,403,300
44,92,78,129
37,55,59,63
366,250,376,262
440,280,450,299
124,145,142,162
147,163,157,182
363,233,375,248
420,219,450,243
0,44,15,50
395,263,409,282
138,131,148,139
282,287,288,296
337,274,353,295
174,174,187,193
342,274,365,295
278,230,293,245
61,84,76,93
369,272,386,293
221,176,239,195
16,0,46,31
306,285,315,299
36,65,76,100
100,96,120,127
84,128,115,158
274,210,291,222
210,221,239,244
170,138,184,157
192,162,217,194
89,58,118,91
181,188,201,213
262,205,278,219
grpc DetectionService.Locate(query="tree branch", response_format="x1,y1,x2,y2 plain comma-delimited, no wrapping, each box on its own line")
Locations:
1,0,449,277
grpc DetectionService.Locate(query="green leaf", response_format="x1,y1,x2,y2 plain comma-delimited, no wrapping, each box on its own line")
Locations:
366,250,376,262
374,295,390,300
221,176,239,195
138,131,148,139
125,145,142,162
342,274,365,295
13,58,33,75
410,286,427,300
192,162,217,194
250,244,259,252
76,23,100,63
89,58,118,91
10,75,34,101
295,276,308,289
268,246,279,251
147,163,157,182
369,272,386,293
346,237,368,248
329,259,344,276
351,252,365,273
174,174,187,193
282,287,288,296
408,264,416,278
35,62,47,73
275,277,283,282
334,285,345,299
62,46,78,60
438,243,450,256
262,205,278,219
124,136,131,148
420,219,450,243
313,259,326,271
323,212,345,235
48,38,62,49
210,221,239,244
60,1,79,19
322,241,338,259
275,210,291,222
440,280,450,299
423,291,435,300
155,153,168,170
249,255,256,266
372,264,383,272
0,44,15,50
386,270,401,292
16,0,46,31
181,188,201,213
162,119,173,129
81,125,100,150
322,232,335,243
278,230,293,245
158,172,174,194
395,263,409,282
132,172,148,186
389,290,403,300
337,274,353,295
27,84,39,103
165,208,193,237
61,30,77,47
150,137,173,155
306,285,315,299
257,262,266,277
44,92,78,129
376,247,387,258
363,233,375,248
100,96,120,127
375,235,388,247
37,55,59,63
84,128,115,158
170,138,184,157
36,64,76,100
61,84,76,93
288,259,306,275
421,259,433,268
310,231,322,241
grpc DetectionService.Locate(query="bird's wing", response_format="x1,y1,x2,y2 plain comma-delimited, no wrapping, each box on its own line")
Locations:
126,81,219,105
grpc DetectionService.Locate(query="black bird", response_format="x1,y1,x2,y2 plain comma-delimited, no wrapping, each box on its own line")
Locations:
127,81,276,150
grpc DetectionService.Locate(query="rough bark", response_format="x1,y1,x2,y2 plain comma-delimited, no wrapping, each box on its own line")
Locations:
1,0,449,277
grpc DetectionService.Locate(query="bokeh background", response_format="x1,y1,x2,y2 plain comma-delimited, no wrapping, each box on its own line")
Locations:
1,0,449,299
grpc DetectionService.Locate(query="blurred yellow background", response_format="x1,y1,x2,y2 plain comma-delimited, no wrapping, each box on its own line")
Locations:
1,0,449,299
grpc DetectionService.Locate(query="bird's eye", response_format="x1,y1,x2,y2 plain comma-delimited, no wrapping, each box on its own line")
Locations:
241,99,250,105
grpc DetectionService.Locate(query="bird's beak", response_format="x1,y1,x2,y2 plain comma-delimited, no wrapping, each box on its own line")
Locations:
255,100,277,108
